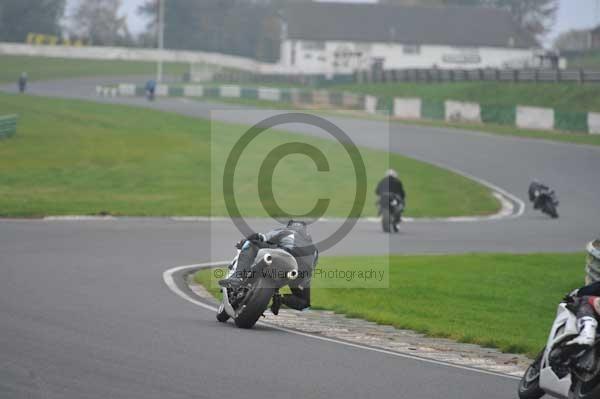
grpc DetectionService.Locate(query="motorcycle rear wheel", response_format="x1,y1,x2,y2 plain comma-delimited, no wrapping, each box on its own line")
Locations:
543,203,559,219
381,209,392,233
234,278,275,329
518,349,545,399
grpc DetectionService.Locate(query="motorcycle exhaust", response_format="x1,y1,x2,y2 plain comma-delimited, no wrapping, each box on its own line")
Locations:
287,269,299,280
263,253,273,265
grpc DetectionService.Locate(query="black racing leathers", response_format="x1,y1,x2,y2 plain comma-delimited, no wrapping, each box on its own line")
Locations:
376,176,405,200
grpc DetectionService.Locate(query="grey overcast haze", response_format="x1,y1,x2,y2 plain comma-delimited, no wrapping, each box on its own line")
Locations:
69,0,600,47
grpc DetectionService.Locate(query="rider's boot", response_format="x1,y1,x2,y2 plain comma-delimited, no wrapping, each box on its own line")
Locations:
568,316,598,347
270,292,282,315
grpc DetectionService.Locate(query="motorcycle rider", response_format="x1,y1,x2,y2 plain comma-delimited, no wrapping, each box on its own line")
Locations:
145,79,156,100
218,220,318,314
18,72,27,94
528,180,551,210
375,169,406,232
565,239,600,347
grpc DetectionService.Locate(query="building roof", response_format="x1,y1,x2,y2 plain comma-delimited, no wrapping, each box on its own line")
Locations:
284,2,538,49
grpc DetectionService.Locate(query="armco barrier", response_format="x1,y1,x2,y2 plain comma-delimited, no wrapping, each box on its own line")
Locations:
0,115,17,139
393,98,421,119
98,83,600,135
555,111,588,133
421,99,445,120
257,87,280,102
480,104,515,126
589,113,600,135
364,95,378,114
184,85,204,97
516,106,555,131
445,100,481,123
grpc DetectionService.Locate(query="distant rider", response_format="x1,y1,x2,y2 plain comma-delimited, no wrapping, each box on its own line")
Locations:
564,239,600,347
375,169,406,232
219,220,318,314
528,180,551,210
18,72,27,94
145,79,156,101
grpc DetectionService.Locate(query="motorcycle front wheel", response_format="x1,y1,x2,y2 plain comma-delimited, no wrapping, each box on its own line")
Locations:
234,278,275,329
569,355,600,399
518,348,545,399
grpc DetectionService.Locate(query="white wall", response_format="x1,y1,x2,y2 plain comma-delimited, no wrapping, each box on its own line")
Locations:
0,42,281,74
280,39,538,74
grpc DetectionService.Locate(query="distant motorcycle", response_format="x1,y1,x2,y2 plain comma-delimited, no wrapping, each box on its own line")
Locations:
532,188,560,219
378,192,404,233
518,303,600,399
146,88,155,102
216,247,300,329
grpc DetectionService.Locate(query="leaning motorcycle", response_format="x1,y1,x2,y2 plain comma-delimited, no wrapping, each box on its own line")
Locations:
378,192,405,233
518,303,600,399
216,248,299,329
533,189,560,219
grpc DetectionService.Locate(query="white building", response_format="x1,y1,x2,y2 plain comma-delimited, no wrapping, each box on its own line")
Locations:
278,2,540,75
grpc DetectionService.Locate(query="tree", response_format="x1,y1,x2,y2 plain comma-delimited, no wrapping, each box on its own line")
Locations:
444,0,558,40
554,29,592,51
68,0,132,46
0,0,66,42
490,0,558,39
137,0,277,60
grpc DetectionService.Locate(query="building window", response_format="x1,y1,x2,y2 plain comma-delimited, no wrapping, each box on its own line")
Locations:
301,41,325,51
403,45,421,55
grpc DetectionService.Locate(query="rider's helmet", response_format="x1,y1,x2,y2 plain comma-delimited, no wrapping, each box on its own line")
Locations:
585,239,600,284
386,169,398,178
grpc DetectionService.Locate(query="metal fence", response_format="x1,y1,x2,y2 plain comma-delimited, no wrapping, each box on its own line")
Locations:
0,115,18,139
356,68,600,84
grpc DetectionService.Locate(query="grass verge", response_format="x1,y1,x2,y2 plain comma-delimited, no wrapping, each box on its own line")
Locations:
0,93,498,217
0,55,189,84
194,252,585,358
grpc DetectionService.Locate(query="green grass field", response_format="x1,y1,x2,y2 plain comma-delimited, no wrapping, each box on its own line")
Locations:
334,81,600,113
567,51,600,69
195,252,586,358
0,93,498,217
0,55,189,84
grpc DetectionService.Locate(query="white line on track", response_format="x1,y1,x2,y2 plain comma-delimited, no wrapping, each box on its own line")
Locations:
163,262,522,382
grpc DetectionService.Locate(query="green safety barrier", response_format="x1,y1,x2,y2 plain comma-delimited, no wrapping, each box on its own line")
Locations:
555,111,589,133
328,92,344,107
168,86,184,97
298,90,313,103
280,89,292,103
203,87,220,97
241,87,258,100
421,99,445,120
481,104,516,126
0,115,17,139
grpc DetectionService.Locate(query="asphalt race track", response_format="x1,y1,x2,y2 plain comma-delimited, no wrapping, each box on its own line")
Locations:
1,77,599,398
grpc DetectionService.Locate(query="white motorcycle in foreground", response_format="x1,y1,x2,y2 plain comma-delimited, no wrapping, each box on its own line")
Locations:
518,303,600,399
